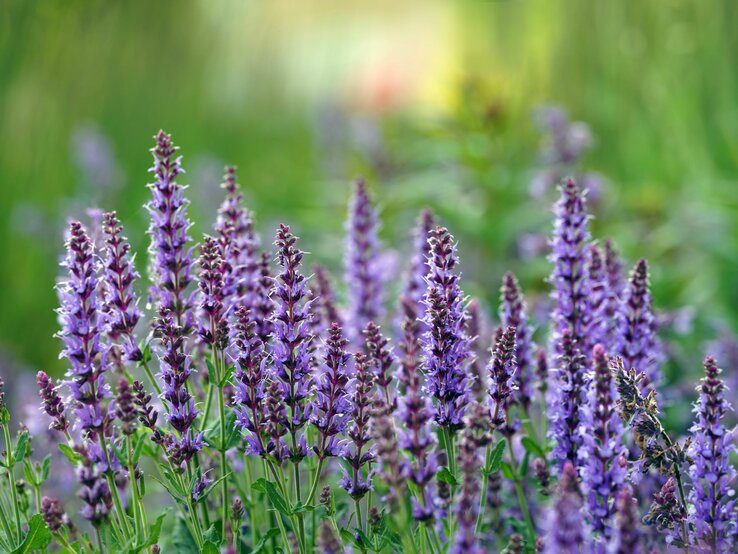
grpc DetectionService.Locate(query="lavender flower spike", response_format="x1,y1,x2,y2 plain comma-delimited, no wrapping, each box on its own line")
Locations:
423,225,472,431
197,235,229,349
687,356,737,552
364,321,396,412
585,245,608,354
543,460,586,554
214,166,258,307
621,259,662,396
311,264,343,331
36,371,70,434
145,130,195,334
398,208,435,329
270,224,314,462
487,325,518,432
500,272,534,409
345,178,384,344
578,344,626,536
101,211,143,361
232,306,268,457
312,323,351,460
548,178,592,365
56,221,111,436
603,239,626,354
156,309,202,466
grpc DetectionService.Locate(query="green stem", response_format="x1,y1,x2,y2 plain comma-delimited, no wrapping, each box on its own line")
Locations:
140,358,162,397
442,426,457,478
2,423,22,545
475,445,492,533
506,437,535,543
99,433,133,542
305,458,325,506
201,383,215,431
126,434,146,542
218,381,230,546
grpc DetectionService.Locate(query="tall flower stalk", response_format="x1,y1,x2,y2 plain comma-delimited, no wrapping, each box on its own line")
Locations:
500,272,534,411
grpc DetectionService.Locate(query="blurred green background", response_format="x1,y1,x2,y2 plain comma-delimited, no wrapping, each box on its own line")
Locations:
2,0,738,407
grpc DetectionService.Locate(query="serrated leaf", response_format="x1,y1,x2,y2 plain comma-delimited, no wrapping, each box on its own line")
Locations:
202,524,221,545
202,541,219,554
10,514,51,553
520,437,545,458
263,480,291,516
486,441,506,474
250,528,280,554
58,443,82,465
436,467,458,486
164,516,198,554
13,431,29,462
251,477,267,493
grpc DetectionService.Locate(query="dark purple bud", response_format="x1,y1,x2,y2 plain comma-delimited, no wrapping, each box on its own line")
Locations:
115,379,137,436
41,496,65,532
36,371,69,433
197,235,229,348
487,326,518,432
364,321,396,412
500,272,534,409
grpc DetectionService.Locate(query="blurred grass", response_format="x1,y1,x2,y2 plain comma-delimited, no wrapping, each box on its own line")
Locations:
1,0,737,392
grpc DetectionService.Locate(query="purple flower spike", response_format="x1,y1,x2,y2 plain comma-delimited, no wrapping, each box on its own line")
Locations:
543,460,585,554
270,224,314,462
341,352,376,500
687,356,737,552
115,379,137,436
603,239,626,354
422,225,471,431
500,272,534,410
156,309,202,465
549,328,586,469
57,221,111,437
621,259,662,397
579,344,626,535
312,264,343,331
231,306,267,457
586,245,608,354
312,323,351,460
345,178,384,344
146,130,195,334
487,325,518,433
608,486,644,554
364,321,396,412
197,235,229,349
398,208,435,329
252,251,273,345
214,166,258,308
36,371,69,434
264,379,289,463
548,178,592,366
371,399,404,497
101,211,142,362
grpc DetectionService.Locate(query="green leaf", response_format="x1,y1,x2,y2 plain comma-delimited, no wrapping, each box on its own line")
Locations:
204,412,239,451
520,436,545,458
486,441,506,474
202,524,221,545
202,541,219,554
340,529,360,548
205,358,217,385
133,432,147,464
41,455,52,481
0,406,10,425
250,528,280,554
251,477,267,493
10,514,51,554
436,467,458,486
519,451,530,478
263,480,291,516
163,516,198,554
58,443,82,465
291,503,316,514
13,431,29,462
219,364,234,388
194,474,231,505
500,461,515,480
140,342,152,365
131,510,169,552
152,473,185,503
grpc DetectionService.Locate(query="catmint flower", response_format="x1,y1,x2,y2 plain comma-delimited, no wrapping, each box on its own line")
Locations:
101,211,143,361
252,251,273,345
146,130,195,333
548,178,592,367
197,235,229,349
115,379,137,436
364,321,396,412
500,272,534,409
156,309,202,465
270,224,314,462
586,245,608,353
543,460,585,554
371,398,404,495
57,221,111,436
423,225,471,431
578,344,626,535
192,473,212,502
345,178,384,344
621,259,662,396
549,328,586,469
687,356,737,552
214,166,258,307
312,323,351,460
231,497,244,523
340,352,376,500
232,306,268,457
536,347,548,397
36,371,69,434
487,325,518,432
644,477,687,545
466,299,488,402
132,380,163,445
41,496,65,532
450,402,493,554
312,264,343,330
398,208,435,329
608,486,643,554
76,445,112,525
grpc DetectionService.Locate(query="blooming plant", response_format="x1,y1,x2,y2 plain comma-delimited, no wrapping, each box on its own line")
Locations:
0,130,735,553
